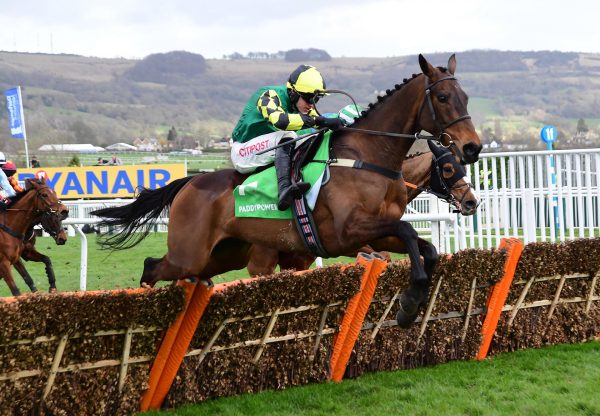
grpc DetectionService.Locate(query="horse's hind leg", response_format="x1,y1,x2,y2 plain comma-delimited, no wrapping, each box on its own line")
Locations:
247,246,280,276
140,257,164,287
140,240,252,287
13,259,38,293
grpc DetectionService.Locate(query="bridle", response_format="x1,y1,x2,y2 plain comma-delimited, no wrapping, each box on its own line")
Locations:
419,75,472,162
0,183,65,240
262,74,474,158
326,74,472,151
427,151,477,211
39,211,65,240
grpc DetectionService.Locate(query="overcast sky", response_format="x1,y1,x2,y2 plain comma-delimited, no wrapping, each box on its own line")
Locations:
0,0,597,59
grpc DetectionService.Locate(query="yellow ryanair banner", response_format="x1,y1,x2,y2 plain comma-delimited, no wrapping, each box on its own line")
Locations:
16,164,187,199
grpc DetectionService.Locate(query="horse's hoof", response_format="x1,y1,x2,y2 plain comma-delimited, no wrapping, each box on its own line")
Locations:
49,288,57,294
396,294,418,329
200,278,214,288
141,282,151,289
395,307,417,329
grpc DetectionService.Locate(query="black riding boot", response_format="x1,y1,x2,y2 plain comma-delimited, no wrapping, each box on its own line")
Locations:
275,143,310,211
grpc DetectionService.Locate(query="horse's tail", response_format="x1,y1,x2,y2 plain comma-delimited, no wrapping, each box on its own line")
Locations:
91,176,194,250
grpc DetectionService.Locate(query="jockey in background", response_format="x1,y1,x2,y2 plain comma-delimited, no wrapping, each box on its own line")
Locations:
0,152,16,210
230,65,344,210
2,161,24,193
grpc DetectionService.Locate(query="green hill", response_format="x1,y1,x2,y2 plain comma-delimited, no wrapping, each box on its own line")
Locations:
1,49,599,155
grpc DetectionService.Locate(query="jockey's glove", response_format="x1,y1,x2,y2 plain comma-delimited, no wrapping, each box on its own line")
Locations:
315,116,344,131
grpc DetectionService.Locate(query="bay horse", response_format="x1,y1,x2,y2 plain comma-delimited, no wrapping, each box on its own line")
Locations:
93,54,482,327
246,140,480,275
14,210,68,293
0,178,69,296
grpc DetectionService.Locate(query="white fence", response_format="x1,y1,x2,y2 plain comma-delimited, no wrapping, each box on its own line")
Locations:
59,147,600,252
458,148,600,249
54,147,600,288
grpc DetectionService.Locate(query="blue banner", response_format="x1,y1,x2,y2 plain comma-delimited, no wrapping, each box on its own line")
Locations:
4,87,26,139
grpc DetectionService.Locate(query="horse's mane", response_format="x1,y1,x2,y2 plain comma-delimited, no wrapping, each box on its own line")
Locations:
7,178,44,207
7,189,30,207
405,151,428,160
356,66,449,121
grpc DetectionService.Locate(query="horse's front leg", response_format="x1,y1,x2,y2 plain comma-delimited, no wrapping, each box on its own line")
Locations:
417,236,438,283
21,247,57,293
0,262,21,296
13,259,38,292
345,219,432,328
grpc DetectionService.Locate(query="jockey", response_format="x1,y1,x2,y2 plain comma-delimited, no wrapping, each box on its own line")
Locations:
0,153,16,210
2,161,24,193
231,65,344,211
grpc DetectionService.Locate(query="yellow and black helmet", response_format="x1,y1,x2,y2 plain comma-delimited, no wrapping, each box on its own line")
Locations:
287,65,326,104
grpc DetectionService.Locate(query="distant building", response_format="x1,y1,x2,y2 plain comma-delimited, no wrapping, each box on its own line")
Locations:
38,144,105,153
133,137,162,152
105,142,137,151
208,139,231,150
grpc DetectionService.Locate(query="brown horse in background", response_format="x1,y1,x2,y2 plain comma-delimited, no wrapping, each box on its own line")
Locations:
93,54,482,327
0,178,69,296
14,210,68,293
247,140,480,275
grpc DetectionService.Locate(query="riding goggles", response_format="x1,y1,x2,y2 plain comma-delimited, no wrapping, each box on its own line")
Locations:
299,92,323,104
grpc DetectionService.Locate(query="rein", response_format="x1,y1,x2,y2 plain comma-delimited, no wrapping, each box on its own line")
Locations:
339,126,434,140
0,222,25,240
329,75,472,155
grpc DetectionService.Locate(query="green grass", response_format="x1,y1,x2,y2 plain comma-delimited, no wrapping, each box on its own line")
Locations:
469,97,500,116
0,233,169,296
142,341,600,416
28,152,232,171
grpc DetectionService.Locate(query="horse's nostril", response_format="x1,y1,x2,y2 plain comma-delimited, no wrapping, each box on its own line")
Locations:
463,199,478,213
463,143,482,158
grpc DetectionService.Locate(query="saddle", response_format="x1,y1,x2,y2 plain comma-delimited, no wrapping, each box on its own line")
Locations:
233,132,331,220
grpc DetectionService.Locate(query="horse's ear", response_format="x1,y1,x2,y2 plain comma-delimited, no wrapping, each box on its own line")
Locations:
427,140,445,157
24,177,43,190
447,54,456,75
418,54,434,77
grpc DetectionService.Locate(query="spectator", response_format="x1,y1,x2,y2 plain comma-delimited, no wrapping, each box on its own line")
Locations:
108,154,122,166
30,156,41,168
96,157,108,166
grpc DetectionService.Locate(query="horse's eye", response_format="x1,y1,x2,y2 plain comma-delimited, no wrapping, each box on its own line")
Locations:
437,94,448,103
442,164,455,178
